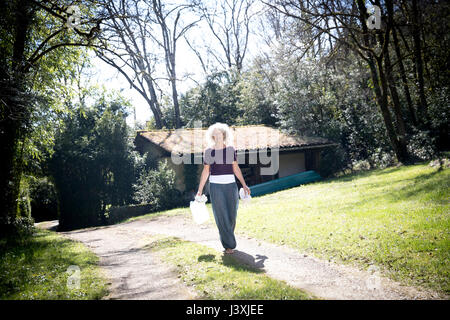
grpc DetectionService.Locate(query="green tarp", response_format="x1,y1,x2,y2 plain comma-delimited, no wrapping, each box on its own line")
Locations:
249,170,322,197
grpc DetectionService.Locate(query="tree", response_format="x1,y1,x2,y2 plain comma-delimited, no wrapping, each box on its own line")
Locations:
96,0,200,129
95,0,167,129
235,57,278,126
150,0,200,129
50,96,135,230
180,71,242,126
189,0,257,73
0,0,107,235
262,0,444,163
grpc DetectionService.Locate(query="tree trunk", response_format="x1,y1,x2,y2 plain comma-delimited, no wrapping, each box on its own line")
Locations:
171,78,181,128
392,25,417,126
356,0,408,163
411,0,429,126
144,74,166,129
371,56,409,163
384,1,409,155
0,0,33,230
0,118,22,224
142,93,164,129
384,47,410,162
385,47,407,137
169,54,181,128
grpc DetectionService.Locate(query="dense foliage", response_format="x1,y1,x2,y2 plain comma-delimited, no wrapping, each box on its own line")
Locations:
132,160,182,212
0,0,102,234
50,99,135,230
1,0,448,234
28,176,58,223
179,71,243,127
179,0,449,175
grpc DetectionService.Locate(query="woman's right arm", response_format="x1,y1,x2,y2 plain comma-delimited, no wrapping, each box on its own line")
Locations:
197,164,210,196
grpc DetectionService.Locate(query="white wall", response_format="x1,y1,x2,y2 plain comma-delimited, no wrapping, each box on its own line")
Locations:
278,152,305,178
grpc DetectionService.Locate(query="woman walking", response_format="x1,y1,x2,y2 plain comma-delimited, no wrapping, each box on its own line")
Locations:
197,123,251,254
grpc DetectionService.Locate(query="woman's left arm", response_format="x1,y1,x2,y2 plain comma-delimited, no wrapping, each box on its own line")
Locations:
232,162,251,195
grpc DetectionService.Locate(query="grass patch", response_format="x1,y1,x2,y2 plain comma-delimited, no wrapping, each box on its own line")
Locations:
235,164,449,295
124,206,187,223
0,229,109,300
145,235,315,300
129,163,449,295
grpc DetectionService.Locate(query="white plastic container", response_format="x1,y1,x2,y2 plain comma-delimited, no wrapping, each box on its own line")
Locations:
239,187,252,204
190,194,210,224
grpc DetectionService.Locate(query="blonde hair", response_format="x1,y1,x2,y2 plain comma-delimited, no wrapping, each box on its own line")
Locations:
206,122,234,148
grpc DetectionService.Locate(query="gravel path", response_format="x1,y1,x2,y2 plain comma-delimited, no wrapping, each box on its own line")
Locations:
37,220,196,300
36,215,444,300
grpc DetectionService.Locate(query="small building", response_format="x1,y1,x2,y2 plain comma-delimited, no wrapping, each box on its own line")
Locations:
134,125,337,196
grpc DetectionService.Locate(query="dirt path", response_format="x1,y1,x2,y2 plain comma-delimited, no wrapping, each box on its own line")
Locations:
36,215,444,300
37,220,196,300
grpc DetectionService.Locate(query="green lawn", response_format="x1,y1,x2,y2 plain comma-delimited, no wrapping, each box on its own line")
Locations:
0,229,109,300
4,163,445,300
235,163,449,294
146,235,315,300
134,163,449,295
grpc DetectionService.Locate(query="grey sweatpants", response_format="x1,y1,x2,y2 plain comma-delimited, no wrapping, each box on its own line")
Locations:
209,181,239,250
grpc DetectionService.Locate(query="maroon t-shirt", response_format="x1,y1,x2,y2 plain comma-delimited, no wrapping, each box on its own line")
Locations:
203,146,237,175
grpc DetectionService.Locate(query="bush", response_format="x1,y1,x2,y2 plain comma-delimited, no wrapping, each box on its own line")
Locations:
369,149,397,168
133,160,182,211
428,87,450,151
319,145,349,177
28,176,58,222
106,204,153,224
0,216,34,241
0,179,34,241
17,179,31,219
351,159,371,172
407,129,438,161
50,101,135,231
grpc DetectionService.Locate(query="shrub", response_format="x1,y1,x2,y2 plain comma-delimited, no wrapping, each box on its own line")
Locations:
28,176,58,222
319,144,349,177
352,159,371,172
183,163,199,194
17,179,31,219
50,101,135,230
133,160,182,211
407,129,438,161
367,148,397,169
106,204,153,224
0,216,34,241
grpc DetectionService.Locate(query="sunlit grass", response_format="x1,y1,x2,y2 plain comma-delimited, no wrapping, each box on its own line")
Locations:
126,206,187,222
0,229,109,300
145,235,315,300
235,164,449,294
132,163,449,295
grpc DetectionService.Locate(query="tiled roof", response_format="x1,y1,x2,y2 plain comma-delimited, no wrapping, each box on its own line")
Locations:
136,125,335,154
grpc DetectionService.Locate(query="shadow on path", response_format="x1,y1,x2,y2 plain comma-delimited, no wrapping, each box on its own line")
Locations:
221,250,268,273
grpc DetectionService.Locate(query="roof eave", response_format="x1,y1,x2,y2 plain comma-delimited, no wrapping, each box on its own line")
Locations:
188,142,338,156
